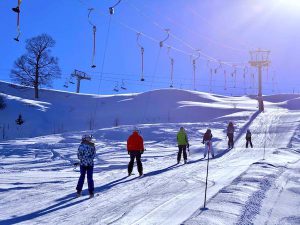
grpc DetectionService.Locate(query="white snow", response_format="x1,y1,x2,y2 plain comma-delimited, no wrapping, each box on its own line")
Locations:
0,81,300,225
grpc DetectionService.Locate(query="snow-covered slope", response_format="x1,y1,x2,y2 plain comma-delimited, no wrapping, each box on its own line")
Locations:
0,81,300,225
0,81,257,139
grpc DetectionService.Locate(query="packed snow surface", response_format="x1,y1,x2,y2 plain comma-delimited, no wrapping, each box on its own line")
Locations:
0,81,300,225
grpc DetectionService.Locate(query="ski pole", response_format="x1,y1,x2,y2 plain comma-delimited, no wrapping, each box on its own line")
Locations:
203,142,210,209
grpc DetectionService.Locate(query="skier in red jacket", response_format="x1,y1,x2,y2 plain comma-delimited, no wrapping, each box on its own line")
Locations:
127,129,145,176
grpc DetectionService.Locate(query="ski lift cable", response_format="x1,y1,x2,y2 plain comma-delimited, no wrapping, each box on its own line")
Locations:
126,8,248,68
111,0,122,9
136,1,251,53
111,15,192,57
185,5,255,51
95,76,264,94
83,73,265,87
127,1,248,62
79,0,248,68
83,3,196,57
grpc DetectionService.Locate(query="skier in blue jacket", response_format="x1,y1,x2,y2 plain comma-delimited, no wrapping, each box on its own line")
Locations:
76,134,96,198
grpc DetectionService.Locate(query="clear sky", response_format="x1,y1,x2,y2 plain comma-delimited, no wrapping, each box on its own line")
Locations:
0,0,300,96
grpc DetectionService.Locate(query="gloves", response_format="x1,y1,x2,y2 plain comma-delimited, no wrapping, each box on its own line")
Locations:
187,143,190,148
141,149,145,154
202,141,204,144
128,151,130,155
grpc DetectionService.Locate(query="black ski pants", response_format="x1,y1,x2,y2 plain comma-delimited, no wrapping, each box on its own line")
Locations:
76,165,94,194
246,138,253,148
177,145,187,162
128,151,143,174
227,133,234,148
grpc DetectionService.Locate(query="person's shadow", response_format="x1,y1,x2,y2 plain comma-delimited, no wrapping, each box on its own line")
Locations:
0,163,185,225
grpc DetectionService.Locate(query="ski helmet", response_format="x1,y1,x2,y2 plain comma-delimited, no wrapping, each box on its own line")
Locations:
82,134,92,142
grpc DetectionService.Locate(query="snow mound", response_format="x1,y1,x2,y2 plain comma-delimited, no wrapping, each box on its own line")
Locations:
0,81,257,139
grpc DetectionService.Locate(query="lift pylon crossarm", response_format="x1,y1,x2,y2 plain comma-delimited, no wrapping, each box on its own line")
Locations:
248,49,271,111
71,70,91,93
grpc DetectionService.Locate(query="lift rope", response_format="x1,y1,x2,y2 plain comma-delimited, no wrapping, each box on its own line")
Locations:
88,8,97,68
12,0,22,42
214,62,222,74
243,67,248,94
159,29,170,48
192,50,200,90
136,33,145,81
167,47,174,88
232,67,237,88
209,68,213,92
224,70,227,90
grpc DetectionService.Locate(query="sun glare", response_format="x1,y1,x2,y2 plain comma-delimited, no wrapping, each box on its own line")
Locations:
278,0,300,12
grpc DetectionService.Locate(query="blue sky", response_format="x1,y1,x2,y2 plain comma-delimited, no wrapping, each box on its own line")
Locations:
0,0,300,95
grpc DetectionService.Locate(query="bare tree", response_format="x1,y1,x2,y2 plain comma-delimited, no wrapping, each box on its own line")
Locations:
10,34,61,98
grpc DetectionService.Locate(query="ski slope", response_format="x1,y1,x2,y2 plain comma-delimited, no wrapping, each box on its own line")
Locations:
0,82,300,225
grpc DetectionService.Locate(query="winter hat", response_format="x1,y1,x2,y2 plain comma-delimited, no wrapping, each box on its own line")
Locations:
133,127,140,133
82,134,92,142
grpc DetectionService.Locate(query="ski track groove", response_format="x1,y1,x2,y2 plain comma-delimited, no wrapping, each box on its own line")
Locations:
1,109,300,225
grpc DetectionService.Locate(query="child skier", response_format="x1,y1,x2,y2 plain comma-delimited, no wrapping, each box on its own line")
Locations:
227,122,235,149
127,129,145,176
76,134,96,198
202,129,214,158
246,129,253,148
176,127,189,164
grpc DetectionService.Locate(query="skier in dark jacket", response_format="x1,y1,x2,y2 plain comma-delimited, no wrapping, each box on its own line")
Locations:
127,129,145,176
202,129,214,158
76,134,96,198
246,129,253,148
176,127,189,164
227,122,235,149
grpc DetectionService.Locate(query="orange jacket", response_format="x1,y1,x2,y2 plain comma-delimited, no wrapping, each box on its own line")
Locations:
127,131,144,151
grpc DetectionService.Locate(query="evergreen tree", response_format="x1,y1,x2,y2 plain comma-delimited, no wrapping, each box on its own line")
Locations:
0,96,6,110
16,114,24,126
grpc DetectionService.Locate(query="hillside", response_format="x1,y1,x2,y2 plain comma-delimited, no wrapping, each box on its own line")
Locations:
0,81,259,139
0,81,300,225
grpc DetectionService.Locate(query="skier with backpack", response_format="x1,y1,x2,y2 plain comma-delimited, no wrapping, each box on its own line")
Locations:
246,129,253,148
127,129,145,176
227,122,235,149
177,127,189,164
202,129,214,158
76,134,96,198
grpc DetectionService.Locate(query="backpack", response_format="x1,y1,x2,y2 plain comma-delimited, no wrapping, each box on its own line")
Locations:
246,131,251,138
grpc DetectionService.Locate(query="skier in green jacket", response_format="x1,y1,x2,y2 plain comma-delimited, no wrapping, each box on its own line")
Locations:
177,127,189,164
